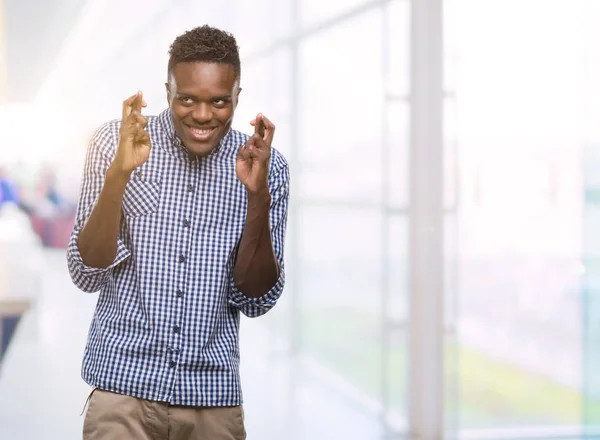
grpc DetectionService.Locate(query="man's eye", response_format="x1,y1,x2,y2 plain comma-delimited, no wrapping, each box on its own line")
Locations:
214,99,226,106
180,97,193,104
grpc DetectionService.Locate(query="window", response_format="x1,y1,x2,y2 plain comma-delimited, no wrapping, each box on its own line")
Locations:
446,0,588,435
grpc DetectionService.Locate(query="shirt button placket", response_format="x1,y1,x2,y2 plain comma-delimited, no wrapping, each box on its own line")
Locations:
169,161,197,379
173,199,188,371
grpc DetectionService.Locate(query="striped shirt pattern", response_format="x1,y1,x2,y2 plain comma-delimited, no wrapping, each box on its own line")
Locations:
67,109,289,406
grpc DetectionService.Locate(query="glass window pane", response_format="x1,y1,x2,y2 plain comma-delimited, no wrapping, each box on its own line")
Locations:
385,215,408,324
443,0,459,93
298,9,383,204
300,0,375,28
386,102,409,209
385,0,410,98
384,216,409,429
299,206,383,410
583,144,600,430
227,0,284,55
384,328,409,432
582,1,600,431
445,213,461,434
445,98,458,211
447,0,587,433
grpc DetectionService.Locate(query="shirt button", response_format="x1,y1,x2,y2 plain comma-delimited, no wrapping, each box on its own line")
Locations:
178,255,186,263
135,170,142,178
187,184,194,193
173,325,181,333
169,361,176,368
183,219,190,227
176,290,184,298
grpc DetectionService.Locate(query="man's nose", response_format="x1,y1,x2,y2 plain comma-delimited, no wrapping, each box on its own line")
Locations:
192,103,212,123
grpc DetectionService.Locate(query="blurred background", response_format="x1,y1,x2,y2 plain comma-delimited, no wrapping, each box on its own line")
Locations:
0,0,599,439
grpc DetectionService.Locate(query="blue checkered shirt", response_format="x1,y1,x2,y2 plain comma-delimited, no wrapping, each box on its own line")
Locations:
67,109,289,406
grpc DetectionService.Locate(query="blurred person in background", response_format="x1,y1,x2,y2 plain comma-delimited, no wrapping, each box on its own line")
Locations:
0,166,21,207
37,164,69,209
67,25,289,440
25,164,76,247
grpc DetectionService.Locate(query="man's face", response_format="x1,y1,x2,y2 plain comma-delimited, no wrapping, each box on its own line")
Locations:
166,62,241,157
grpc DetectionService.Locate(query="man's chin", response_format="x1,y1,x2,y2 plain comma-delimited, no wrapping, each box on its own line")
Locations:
183,137,218,157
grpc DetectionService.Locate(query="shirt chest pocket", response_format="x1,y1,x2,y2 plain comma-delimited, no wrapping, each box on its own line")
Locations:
122,168,162,218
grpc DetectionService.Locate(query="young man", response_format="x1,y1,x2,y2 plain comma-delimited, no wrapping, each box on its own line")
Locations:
67,25,289,440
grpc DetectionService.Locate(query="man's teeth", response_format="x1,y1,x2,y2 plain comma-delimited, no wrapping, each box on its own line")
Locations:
191,127,213,135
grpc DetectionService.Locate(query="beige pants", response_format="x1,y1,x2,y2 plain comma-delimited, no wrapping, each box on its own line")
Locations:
82,388,246,440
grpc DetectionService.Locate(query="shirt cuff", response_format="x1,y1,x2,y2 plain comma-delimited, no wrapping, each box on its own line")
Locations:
228,271,285,308
67,227,131,274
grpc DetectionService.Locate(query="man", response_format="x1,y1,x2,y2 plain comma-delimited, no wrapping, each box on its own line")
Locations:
67,25,289,440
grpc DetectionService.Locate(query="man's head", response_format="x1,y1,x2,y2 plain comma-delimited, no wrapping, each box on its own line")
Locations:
166,25,242,157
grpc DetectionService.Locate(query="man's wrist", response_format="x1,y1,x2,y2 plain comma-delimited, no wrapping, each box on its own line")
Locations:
106,163,131,187
246,187,271,208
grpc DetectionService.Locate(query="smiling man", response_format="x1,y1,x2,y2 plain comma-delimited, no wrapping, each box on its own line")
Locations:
67,25,289,440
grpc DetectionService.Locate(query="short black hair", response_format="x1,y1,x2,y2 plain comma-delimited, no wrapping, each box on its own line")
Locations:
168,25,241,81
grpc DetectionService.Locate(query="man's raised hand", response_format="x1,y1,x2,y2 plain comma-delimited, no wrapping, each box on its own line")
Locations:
113,91,151,175
236,113,275,194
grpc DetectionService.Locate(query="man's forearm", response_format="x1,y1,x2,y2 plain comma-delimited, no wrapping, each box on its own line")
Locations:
77,165,129,269
233,190,279,298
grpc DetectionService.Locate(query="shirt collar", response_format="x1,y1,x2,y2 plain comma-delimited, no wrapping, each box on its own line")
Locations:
158,108,232,161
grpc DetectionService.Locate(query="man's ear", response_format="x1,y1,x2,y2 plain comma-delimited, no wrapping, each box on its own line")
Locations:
165,82,171,105
234,86,242,108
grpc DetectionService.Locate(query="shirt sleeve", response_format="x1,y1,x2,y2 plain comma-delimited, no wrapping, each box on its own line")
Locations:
66,124,131,293
228,162,290,318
